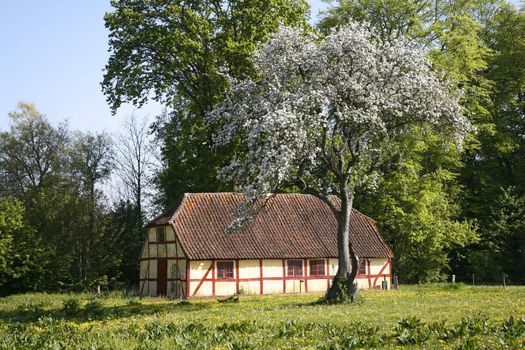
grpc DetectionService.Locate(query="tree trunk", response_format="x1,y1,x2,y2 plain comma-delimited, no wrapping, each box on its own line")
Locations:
326,191,359,302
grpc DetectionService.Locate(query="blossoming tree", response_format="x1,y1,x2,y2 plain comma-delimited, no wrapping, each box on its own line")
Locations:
210,23,472,301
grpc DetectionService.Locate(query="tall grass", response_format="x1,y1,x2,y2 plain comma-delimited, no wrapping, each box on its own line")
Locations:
0,284,524,349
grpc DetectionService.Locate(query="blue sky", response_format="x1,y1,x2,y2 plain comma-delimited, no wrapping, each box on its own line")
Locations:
0,1,330,133
1,1,521,133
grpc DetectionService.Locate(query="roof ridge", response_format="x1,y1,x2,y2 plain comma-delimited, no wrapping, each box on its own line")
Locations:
184,192,325,196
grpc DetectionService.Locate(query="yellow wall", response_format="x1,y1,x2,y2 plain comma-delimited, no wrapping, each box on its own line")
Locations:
140,227,391,298
140,225,188,298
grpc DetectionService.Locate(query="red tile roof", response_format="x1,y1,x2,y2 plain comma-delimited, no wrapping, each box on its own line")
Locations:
147,193,393,259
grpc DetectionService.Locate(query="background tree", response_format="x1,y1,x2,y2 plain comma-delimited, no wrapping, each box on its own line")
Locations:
357,133,478,282
0,102,69,197
70,132,113,284
211,24,471,301
102,0,311,206
113,113,159,286
318,0,504,282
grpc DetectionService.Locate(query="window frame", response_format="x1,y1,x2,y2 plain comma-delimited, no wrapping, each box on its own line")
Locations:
287,259,303,277
309,259,326,276
217,261,234,279
156,226,166,243
358,258,367,275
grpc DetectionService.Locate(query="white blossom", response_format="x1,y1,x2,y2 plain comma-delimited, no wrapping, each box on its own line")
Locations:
210,23,472,215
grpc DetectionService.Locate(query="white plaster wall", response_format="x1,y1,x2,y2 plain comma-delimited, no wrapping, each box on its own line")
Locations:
239,281,259,295
149,261,157,279
328,258,338,276
167,244,176,258
215,281,236,296
166,226,175,241
263,259,283,278
239,260,260,278
308,279,328,293
148,228,156,242
157,244,166,258
148,244,157,258
286,280,305,293
263,280,283,294
175,240,185,257
190,260,212,279
148,281,157,296
192,281,213,297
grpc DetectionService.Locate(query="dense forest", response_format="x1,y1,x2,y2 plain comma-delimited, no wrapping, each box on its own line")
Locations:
1,0,524,295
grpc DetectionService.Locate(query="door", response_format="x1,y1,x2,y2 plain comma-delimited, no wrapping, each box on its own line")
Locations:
157,258,167,296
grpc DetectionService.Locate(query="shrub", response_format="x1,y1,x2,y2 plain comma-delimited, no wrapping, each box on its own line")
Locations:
84,299,105,318
62,298,81,317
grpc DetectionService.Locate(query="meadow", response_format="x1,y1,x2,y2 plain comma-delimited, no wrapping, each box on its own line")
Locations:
0,284,524,349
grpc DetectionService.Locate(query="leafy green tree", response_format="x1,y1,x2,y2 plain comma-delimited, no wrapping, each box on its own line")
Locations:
0,197,54,295
0,197,21,285
0,102,69,197
357,133,478,282
105,200,144,288
102,0,310,206
70,132,113,284
456,4,525,280
318,0,490,281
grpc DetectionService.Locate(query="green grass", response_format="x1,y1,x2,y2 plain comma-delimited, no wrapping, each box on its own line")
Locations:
0,284,524,349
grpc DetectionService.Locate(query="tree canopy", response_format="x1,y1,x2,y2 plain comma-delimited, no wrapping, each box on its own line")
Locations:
210,23,471,299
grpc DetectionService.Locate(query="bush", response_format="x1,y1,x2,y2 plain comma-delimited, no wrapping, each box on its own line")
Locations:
62,298,81,317
84,299,105,318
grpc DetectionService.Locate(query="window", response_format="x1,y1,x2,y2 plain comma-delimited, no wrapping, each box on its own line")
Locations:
217,261,234,279
287,260,303,277
156,227,166,242
358,258,367,275
309,259,326,276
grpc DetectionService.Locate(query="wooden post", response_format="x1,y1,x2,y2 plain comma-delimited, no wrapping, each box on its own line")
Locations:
235,260,240,295
282,259,286,293
393,274,399,290
472,273,475,286
503,274,507,290
452,275,456,283
259,259,263,295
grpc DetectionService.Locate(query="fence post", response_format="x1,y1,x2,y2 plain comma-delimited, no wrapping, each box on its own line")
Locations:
503,274,507,290
393,274,399,290
452,275,456,283
472,273,475,286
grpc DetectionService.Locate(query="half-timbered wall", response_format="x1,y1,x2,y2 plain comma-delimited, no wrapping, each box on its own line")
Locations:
140,226,392,298
139,225,188,298
187,257,391,298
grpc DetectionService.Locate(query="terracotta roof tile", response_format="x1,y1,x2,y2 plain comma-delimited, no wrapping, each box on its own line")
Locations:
146,193,393,259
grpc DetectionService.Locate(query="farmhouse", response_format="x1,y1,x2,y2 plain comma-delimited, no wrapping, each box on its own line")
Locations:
140,193,393,298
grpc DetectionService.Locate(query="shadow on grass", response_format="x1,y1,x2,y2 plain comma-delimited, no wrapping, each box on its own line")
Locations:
0,299,210,323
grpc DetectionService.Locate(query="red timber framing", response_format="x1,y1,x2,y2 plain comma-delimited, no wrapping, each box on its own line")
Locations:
282,259,286,292
191,261,213,297
180,258,393,297
326,258,330,289
367,259,372,289
139,225,189,299
372,258,392,288
142,235,392,298
259,259,263,295
235,260,240,294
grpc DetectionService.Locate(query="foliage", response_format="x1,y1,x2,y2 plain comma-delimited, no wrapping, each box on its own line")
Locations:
1,286,525,349
102,0,310,206
317,0,525,283
0,197,54,295
211,22,470,298
466,187,525,283
61,299,81,318
0,103,149,294
357,134,479,282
